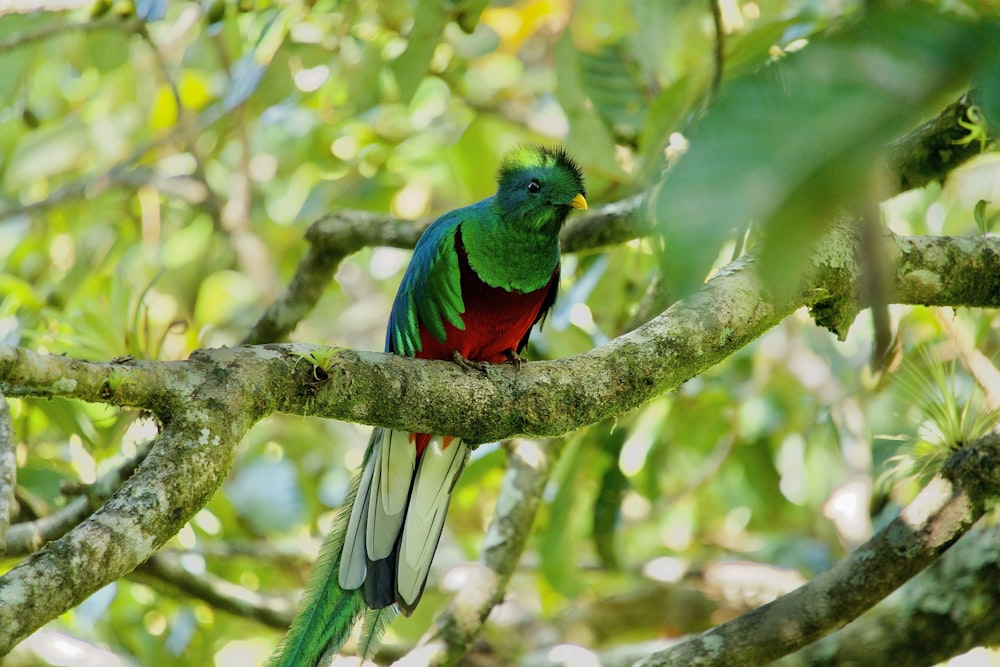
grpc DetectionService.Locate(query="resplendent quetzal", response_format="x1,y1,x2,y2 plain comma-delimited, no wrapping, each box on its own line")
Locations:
269,145,586,666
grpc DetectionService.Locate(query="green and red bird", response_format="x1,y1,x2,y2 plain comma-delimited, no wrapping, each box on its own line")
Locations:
269,145,586,666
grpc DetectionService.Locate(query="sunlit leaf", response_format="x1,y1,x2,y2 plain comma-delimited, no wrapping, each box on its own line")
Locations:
391,0,453,103
150,84,179,130
592,424,627,570
652,7,1000,298
4,122,91,190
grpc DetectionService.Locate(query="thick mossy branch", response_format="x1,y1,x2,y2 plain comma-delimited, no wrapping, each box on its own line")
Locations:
4,231,999,444
0,423,244,653
3,441,148,557
0,390,13,556
0,352,264,653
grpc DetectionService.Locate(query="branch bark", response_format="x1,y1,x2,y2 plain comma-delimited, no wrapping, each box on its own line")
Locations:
0,390,14,556
886,93,995,192
0,226,997,655
775,522,1000,667
0,353,256,653
3,440,150,557
636,429,1000,667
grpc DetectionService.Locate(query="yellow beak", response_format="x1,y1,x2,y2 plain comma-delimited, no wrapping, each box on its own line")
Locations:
569,192,588,210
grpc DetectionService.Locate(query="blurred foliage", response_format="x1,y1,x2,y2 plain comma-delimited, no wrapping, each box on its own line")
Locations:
1,0,1000,666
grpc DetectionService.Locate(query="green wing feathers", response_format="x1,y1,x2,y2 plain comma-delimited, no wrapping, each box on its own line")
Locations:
387,209,471,355
415,234,466,346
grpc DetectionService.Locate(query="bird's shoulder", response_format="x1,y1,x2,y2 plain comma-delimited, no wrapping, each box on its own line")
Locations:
407,199,496,272
386,199,496,355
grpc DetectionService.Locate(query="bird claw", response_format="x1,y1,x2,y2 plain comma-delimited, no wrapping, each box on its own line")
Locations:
451,350,524,374
451,352,493,374
503,349,524,368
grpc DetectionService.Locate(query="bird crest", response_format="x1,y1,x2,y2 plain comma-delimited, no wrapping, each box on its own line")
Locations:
497,144,584,193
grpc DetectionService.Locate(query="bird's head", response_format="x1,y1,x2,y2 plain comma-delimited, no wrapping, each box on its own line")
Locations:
494,145,587,232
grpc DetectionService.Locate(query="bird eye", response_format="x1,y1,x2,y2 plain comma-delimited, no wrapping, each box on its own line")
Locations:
527,179,541,193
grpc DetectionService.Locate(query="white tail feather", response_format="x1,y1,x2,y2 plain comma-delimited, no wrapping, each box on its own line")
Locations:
338,436,377,590
399,505,448,605
397,438,469,607
367,429,415,560
380,429,416,514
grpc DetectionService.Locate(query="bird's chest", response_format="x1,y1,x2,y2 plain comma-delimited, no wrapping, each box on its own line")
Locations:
417,250,555,363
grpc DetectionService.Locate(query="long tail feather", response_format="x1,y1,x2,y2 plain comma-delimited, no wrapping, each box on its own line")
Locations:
267,463,369,667
359,606,399,659
397,438,469,614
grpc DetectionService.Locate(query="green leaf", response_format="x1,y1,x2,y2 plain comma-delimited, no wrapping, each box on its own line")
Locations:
4,121,91,191
88,29,131,72
0,15,39,101
539,434,590,597
592,423,627,570
974,199,989,235
554,32,626,183
974,52,1000,136
391,0,451,104
575,44,646,139
652,7,1000,298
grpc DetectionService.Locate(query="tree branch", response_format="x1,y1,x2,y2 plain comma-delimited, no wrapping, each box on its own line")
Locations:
0,354,256,653
0,390,14,556
775,522,1000,666
4,231,1000,443
636,428,1000,667
0,227,997,654
0,15,140,54
132,551,295,629
886,93,995,192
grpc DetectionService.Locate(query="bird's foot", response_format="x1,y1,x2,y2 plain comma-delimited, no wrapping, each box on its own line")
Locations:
503,349,524,368
451,351,493,374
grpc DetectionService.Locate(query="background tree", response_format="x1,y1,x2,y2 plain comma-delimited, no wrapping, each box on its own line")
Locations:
1,1,1000,667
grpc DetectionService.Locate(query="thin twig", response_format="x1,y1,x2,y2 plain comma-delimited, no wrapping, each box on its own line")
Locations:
133,551,295,628
3,438,150,557
0,15,139,53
